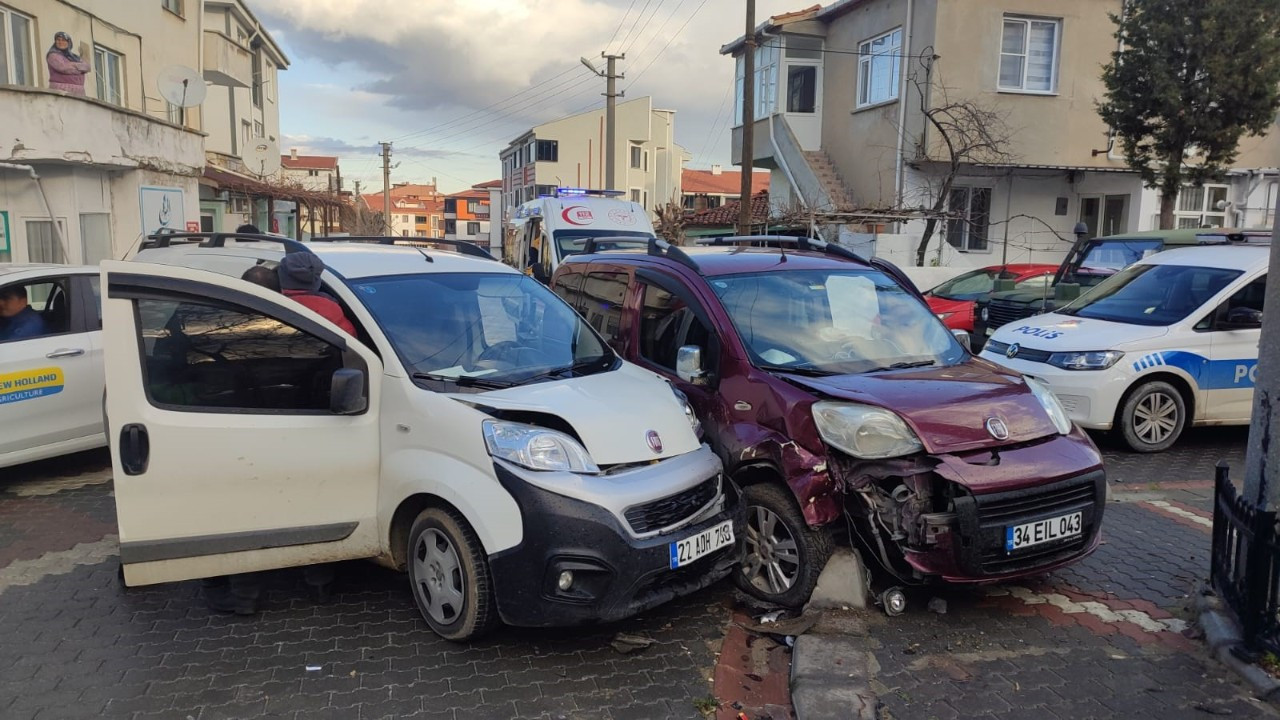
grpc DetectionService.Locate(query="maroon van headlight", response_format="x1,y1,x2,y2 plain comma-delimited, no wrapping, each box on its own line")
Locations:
1023,378,1073,435
812,401,923,459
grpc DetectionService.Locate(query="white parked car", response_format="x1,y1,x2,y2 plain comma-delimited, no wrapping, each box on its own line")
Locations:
0,264,106,469
105,233,740,640
980,243,1268,452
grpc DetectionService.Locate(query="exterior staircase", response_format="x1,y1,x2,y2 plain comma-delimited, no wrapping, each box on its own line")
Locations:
801,150,855,211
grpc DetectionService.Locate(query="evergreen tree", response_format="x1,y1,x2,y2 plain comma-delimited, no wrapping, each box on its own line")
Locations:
1098,0,1280,229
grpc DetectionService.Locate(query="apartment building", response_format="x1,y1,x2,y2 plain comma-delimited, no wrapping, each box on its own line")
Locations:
361,182,444,238
0,0,206,263
721,1,1280,266
281,149,341,235
442,188,492,247
499,96,687,221
681,166,770,212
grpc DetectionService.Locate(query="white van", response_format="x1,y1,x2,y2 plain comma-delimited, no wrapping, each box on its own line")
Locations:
105,233,739,640
504,188,655,282
981,243,1268,452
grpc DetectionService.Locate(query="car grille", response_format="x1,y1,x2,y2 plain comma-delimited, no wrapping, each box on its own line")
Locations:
960,473,1102,576
985,299,1038,330
983,340,1051,363
624,477,719,534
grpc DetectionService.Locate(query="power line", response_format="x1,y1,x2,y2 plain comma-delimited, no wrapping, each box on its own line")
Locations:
606,0,639,53
620,0,671,56
621,0,686,70
694,84,731,167
623,0,711,90
614,0,655,55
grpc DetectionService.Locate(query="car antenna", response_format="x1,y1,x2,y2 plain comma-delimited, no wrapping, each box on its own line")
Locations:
411,245,434,263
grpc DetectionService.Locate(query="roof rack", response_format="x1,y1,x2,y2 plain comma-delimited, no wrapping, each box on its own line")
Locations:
581,236,700,272
141,231,312,255
310,236,497,260
694,235,868,263
1195,230,1273,246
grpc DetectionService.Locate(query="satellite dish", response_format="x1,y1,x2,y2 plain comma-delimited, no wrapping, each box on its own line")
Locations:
243,139,281,177
157,65,207,108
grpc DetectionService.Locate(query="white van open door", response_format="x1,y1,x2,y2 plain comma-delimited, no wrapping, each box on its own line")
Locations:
101,261,383,586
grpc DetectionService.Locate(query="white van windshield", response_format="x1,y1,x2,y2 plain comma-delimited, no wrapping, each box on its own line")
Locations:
709,269,965,375
352,272,614,388
1071,240,1163,281
1061,263,1242,326
554,230,653,260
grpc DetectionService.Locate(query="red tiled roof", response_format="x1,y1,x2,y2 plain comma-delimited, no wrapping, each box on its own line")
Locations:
472,179,502,189
682,169,769,196
281,155,338,170
447,189,489,200
686,190,770,227
362,193,443,214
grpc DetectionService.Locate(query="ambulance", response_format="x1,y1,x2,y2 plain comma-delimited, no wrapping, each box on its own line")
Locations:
981,241,1269,453
504,188,656,283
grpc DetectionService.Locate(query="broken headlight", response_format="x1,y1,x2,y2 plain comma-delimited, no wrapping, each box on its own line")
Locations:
812,401,923,459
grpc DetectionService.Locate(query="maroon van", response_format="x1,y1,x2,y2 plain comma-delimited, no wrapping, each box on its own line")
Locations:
550,237,1106,609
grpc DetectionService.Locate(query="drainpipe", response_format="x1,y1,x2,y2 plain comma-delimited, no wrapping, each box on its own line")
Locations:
1093,0,1130,158
0,163,72,262
893,0,914,212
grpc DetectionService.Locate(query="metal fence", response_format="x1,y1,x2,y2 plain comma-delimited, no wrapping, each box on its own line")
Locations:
1211,462,1280,657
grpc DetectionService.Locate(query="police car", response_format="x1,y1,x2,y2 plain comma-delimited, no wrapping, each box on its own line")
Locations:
0,264,105,469
980,243,1267,452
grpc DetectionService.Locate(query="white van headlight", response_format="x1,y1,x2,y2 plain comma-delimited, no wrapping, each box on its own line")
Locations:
1024,377,1073,435
671,387,703,438
482,420,600,474
1047,350,1123,371
812,401,923,459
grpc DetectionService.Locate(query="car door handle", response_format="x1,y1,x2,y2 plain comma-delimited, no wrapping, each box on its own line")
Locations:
46,348,85,358
119,423,150,476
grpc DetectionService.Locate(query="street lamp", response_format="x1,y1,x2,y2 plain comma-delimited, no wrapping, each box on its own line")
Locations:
580,57,602,76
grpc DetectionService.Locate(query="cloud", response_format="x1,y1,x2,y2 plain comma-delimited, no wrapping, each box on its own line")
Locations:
281,134,480,161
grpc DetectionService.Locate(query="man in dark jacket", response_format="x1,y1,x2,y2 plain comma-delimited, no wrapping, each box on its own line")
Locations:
276,253,357,336
0,285,48,342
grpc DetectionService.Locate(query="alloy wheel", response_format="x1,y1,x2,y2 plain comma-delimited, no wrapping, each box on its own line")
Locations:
742,504,802,595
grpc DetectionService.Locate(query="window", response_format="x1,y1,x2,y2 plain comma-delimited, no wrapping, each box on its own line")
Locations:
432,216,440,229
92,45,124,105
161,0,183,16
0,278,72,342
734,42,781,122
857,28,902,108
999,17,1060,93
415,215,427,224
638,283,712,372
1078,194,1130,238
307,169,319,177
536,139,558,162
467,200,483,214
265,59,275,101
787,65,817,113
1164,184,1230,228
241,121,251,151
631,189,642,203
254,120,264,138
79,213,112,265
0,6,34,86
26,221,65,264
631,146,643,169
467,222,481,235
136,298,345,411
251,49,262,108
445,219,457,235
945,187,992,252
535,184,556,197
166,102,185,125
582,271,628,346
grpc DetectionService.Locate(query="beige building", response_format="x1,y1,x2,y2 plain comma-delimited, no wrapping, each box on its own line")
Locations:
499,96,687,222
0,0,207,263
722,1,1280,266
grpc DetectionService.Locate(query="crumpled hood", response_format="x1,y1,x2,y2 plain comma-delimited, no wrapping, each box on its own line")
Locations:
455,362,699,466
780,360,1059,455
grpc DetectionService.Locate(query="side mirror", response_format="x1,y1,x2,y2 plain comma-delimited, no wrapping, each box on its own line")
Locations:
1223,307,1263,330
330,368,367,415
676,345,708,385
951,329,972,352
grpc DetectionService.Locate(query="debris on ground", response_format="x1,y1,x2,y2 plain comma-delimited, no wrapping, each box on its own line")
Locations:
739,611,821,639
611,632,656,654
928,597,948,615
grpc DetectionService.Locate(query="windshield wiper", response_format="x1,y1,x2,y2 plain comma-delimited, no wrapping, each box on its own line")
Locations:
758,364,840,377
521,355,615,384
411,372,514,389
864,360,937,373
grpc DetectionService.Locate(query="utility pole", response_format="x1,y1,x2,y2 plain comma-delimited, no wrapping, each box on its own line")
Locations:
380,141,393,234
582,54,624,191
738,0,756,235
1243,190,1280,508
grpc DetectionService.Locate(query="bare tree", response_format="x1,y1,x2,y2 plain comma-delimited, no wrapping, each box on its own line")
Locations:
653,200,689,245
908,75,1016,266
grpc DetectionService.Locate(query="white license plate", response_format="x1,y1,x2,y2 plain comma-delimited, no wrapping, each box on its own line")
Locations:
1006,512,1082,552
669,520,735,569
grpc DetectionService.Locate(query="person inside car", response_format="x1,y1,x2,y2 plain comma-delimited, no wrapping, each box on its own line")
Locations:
276,253,357,336
0,285,49,342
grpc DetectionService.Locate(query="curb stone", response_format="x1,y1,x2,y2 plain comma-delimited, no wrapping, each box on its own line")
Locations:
1195,590,1280,703
790,629,879,720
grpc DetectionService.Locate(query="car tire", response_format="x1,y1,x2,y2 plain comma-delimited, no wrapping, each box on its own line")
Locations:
734,483,833,608
1117,380,1186,453
407,507,498,641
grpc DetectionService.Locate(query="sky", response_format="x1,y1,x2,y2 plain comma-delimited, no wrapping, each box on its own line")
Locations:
254,0,798,195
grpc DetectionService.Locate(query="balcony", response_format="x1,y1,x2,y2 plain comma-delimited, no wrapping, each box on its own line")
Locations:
203,31,252,88
2,86,204,173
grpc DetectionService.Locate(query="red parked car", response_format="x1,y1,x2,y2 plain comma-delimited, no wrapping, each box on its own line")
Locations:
925,264,1057,331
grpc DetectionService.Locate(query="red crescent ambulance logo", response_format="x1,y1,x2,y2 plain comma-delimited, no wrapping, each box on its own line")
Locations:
561,206,594,225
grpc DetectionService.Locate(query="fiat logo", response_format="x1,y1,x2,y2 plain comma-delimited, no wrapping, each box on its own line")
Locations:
985,417,1010,441
646,430,663,454
1006,342,1021,359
